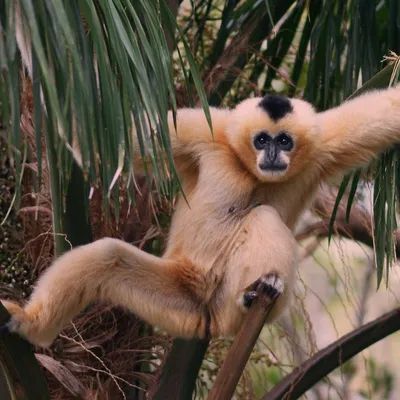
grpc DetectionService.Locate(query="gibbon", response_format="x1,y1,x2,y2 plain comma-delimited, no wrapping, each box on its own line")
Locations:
2,85,400,347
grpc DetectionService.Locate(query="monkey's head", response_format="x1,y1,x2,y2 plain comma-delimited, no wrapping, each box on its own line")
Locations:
227,94,319,182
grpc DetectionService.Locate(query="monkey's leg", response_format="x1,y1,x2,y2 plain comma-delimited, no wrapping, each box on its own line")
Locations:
1,238,207,347
212,206,297,337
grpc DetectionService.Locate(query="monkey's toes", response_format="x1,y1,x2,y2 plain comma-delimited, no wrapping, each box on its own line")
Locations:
251,274,284,301
240,275,284,310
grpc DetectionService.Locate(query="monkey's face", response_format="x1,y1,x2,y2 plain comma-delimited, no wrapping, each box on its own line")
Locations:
252,130,293,178
227,95,318,182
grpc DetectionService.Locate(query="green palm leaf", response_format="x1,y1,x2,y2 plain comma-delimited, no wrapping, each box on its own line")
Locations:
0,0,210,255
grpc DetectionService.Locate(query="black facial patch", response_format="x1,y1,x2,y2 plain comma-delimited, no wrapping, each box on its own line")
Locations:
258,94,293,122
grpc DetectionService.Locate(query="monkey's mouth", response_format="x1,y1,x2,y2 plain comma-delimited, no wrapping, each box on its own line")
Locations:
258,163,287,172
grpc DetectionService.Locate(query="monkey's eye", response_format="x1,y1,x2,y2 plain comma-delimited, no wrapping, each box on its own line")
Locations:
276,133,293,150
254,132,271,149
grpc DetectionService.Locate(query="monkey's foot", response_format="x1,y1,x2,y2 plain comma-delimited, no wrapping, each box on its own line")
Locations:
0,300,55,347
242,274,284,308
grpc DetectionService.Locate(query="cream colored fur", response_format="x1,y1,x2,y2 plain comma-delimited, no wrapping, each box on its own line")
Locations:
3,85,400,347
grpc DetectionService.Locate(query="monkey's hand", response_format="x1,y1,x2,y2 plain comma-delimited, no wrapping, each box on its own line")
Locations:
242,274,284,309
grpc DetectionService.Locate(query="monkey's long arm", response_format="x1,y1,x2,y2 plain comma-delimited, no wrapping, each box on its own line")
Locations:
316,85,400,178
2,238,209,347
132,108,229,175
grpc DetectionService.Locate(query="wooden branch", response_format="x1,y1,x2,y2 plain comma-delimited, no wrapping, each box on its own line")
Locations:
207,287,278,400
152,338,209,400
262,307,400,400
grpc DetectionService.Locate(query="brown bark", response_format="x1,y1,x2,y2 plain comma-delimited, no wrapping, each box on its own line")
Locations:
207,288,278,400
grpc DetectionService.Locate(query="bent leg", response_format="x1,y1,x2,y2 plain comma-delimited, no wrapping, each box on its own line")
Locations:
213,206,297,337
1,238,208,347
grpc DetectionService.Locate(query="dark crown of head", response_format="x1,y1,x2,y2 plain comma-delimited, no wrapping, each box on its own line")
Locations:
258,94,293,122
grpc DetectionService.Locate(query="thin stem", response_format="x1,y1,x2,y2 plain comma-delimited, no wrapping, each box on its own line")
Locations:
43,122,68,257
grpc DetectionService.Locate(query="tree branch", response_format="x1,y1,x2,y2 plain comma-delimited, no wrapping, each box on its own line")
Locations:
207,288,278,400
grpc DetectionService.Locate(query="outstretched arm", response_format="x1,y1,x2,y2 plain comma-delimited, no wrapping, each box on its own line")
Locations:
315,85,400,179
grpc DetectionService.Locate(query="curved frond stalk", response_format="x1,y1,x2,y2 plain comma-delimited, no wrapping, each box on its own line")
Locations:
262,307,400,400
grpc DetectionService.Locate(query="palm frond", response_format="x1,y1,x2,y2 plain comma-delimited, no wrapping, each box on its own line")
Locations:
0,0,209,253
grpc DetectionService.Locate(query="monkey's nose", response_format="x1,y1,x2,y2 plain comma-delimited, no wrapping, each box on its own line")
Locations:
267,147,277,162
